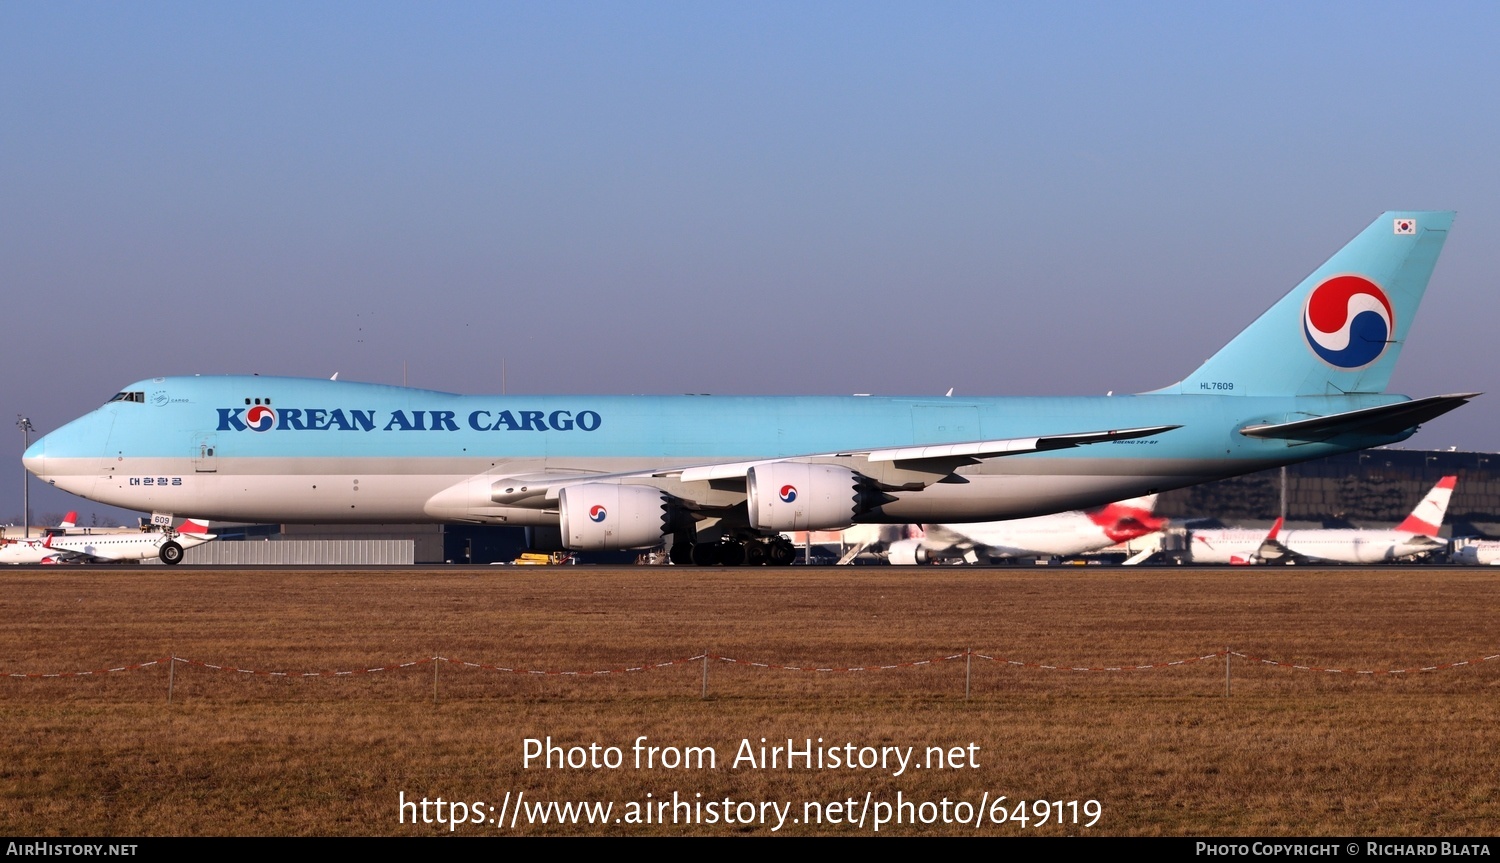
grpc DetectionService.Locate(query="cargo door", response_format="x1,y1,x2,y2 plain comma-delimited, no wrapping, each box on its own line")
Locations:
193,433,218,473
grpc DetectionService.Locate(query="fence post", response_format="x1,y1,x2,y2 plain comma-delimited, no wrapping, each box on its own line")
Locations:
965,647,972,700
167,656,175,704
433,656,440,705
701,649,709,700
1224,647,1231,697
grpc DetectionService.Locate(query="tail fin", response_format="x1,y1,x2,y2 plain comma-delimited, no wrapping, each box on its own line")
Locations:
59,512,77,529
179,519,213,536
1394,476,1456,535
1099,494,1158,517
1089,494,1168,542
1163,211,1453,397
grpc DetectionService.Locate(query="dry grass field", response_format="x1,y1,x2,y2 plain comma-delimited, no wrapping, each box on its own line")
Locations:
2,565,1498,836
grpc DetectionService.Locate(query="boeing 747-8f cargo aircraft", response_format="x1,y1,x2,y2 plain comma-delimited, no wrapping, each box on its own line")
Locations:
24,212,1476,564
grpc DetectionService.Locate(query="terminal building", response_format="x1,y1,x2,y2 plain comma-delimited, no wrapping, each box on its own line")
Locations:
1157,448,1500,537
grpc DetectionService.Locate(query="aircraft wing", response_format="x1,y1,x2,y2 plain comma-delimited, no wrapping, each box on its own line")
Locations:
1252,518,1291,563
36,539,104,563
435,423,1182,521
660,424,1181,484
910,523,976,554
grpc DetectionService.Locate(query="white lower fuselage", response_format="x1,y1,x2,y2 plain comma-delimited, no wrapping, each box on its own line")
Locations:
1275,530,1439,564
37,455,1209,527
921,513,1129,559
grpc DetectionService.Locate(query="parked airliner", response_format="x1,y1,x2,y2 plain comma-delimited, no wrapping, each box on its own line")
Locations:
0,535,61,564
1188,476,1457,564
46,519,216,565
888,496,1166,564
23,212,1475,564
1453,542,1500,565
0,512,77,563
0,517,215,565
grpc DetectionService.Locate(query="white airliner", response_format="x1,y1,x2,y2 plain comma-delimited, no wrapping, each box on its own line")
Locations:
48,519,216,565
0,512,77,564
0,535,62,564
1188,475,1456,564
21,212,1477,565
887,496,1166,564
0,518,215,565
1453,542,1500,565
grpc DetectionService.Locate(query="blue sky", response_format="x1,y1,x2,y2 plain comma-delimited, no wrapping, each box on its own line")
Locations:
3,1,1497,524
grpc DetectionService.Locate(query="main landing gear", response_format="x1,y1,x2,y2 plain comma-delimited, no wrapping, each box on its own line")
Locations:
670,536,797,566
158,540,184,565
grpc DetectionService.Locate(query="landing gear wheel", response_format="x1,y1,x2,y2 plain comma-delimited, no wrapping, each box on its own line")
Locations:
159,541,184,566
768,539,797,566
743,540,768,566
718,541,746,567
669,541,694,565
690,542,722,566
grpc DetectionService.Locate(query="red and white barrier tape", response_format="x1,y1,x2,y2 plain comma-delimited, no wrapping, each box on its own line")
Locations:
971,651,1225,672
5,649,1500,680
439,655,704,676
1230,651,1500,676
5,657,169,679
177,656,434,677
714,652,966,672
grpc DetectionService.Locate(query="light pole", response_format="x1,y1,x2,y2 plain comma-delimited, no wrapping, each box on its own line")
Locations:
16,416,34,538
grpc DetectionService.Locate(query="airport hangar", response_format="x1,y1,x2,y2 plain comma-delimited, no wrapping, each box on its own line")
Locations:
160,447,1500,564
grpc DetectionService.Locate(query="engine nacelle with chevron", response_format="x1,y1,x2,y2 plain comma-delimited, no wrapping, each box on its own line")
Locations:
747,463,867,532
558,483,674,551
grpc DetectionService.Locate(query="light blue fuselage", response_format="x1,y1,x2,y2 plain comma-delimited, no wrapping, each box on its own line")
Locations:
24,375,1409,526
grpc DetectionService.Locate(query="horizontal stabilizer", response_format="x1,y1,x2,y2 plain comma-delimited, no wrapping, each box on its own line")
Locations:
1239,393,1479,441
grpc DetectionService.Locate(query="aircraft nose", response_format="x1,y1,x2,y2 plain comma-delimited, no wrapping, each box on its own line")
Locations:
22,435,45,478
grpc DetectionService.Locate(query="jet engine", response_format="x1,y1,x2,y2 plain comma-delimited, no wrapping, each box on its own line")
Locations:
747,463,867,532
558,483,675,551
886,539,932,565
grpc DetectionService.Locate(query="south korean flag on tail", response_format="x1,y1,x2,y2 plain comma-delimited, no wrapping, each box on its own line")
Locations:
1394,218,1417,234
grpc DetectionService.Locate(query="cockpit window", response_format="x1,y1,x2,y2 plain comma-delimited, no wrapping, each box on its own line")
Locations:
108,391,145,404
